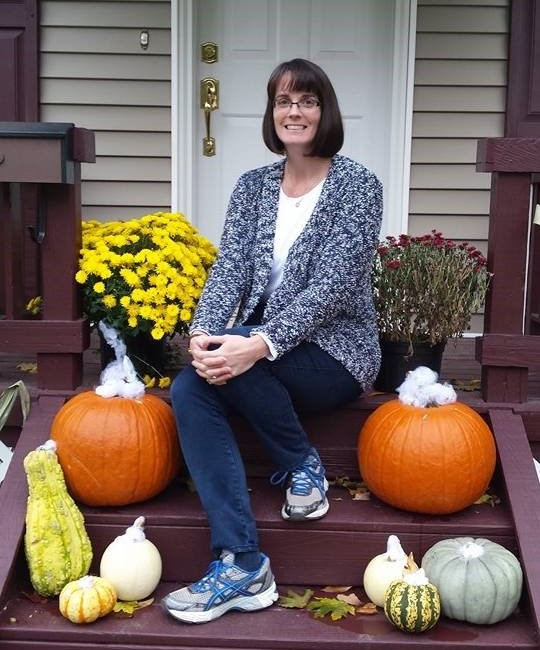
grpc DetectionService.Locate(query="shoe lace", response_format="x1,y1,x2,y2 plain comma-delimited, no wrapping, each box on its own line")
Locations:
289,464,323,495
270,470,288,486
192,556,256,606
192,559,229,593
270,455,324,496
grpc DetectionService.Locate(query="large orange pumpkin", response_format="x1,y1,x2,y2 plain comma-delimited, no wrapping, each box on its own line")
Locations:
50,391,182,507
357,400,496,515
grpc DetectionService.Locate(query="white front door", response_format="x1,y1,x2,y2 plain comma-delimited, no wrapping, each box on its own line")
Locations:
173,0,416,244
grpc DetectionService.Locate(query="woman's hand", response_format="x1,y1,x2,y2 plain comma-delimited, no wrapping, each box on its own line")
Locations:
189,333,269,385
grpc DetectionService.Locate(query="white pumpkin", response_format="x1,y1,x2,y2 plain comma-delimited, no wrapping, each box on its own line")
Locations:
421,537,523,624
99,516,162,601
363,534,408,606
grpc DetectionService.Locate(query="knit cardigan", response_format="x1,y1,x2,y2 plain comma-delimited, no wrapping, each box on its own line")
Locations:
191,154,383,390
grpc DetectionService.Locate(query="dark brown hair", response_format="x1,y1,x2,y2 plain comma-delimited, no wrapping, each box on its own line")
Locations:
262,58,344,157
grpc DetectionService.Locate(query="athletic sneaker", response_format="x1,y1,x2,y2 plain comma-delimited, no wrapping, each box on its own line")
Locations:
162,551,278,624
280,448,329,521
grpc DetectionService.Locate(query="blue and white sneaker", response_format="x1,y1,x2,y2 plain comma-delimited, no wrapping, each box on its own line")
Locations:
281,448,329,521
162,551,278,624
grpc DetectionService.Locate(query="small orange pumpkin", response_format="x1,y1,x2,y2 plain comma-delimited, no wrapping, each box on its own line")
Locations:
59,575,117,624
50,391,182,506
357,400,496,514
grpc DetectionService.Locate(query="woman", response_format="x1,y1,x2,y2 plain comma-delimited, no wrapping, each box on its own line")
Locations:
163,58,383,624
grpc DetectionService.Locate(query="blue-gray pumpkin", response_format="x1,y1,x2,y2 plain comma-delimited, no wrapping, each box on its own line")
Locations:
421,537,523,624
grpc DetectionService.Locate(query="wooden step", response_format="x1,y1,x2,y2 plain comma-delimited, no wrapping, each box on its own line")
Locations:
0,580,537,650
81,477,516,586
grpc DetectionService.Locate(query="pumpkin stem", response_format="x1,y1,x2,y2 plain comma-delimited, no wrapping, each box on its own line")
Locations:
37,439,57,453
460,540,485,559
122,516,147,542
133,516,146,529
404,552,419,573
79,575,96,589
386,535,407,562
403,553,431,586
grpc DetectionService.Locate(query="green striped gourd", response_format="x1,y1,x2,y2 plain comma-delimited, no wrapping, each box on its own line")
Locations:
384,553,441,633
24,440,93,597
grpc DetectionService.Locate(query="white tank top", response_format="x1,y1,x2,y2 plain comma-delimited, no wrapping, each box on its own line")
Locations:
263,178,325,299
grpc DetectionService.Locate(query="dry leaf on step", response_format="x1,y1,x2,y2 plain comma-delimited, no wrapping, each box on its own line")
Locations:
337,592,363,606
357,602,378,615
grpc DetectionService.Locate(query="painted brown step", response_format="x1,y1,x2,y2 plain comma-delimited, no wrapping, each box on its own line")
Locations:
81,477,515,586
0,580,537,650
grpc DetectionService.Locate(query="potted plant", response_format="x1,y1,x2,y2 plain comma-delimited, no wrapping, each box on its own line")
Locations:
75,211,217,374
372,231,491,391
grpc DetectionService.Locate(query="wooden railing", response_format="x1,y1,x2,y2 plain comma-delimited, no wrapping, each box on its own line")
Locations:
476,137,540,402
0,122,95,390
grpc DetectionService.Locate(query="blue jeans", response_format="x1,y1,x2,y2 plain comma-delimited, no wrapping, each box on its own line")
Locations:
170,326,362,556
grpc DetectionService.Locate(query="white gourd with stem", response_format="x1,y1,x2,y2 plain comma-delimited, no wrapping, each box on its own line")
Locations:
100,516,162,601
362,534,408,606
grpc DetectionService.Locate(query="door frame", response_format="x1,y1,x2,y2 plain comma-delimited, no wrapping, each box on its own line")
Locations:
171,0,417,236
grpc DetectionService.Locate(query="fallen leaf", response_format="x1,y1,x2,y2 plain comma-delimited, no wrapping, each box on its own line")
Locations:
351,488,371,500
307,597,356,621
337,592,362,606
330,476,370,499
15,362,38,374
113,597,154,617
474,492,500,507
357,602,378,615
278,589,314,609
451,378,481,392
134,597,154,610
321,585,352,593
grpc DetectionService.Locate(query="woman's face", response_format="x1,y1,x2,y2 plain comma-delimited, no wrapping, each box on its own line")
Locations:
272,74,321,153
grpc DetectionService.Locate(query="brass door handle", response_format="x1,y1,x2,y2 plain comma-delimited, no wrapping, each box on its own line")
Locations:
200,77,219,156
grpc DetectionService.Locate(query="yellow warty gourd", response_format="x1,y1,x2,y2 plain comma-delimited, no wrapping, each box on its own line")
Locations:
23,440,93,597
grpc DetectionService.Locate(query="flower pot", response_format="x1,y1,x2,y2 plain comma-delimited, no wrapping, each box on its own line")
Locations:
374,339,446,393
100,332,166,375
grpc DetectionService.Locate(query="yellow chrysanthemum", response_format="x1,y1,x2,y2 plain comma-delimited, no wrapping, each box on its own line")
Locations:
102,295,117,308
77,211,217,339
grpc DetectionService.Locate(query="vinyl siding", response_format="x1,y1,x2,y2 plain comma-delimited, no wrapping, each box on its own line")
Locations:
37,0,509,334
410,0,509,333
39,0,171,220
410,0,509,242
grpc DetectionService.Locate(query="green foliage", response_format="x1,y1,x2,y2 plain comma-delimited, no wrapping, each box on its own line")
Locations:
307,597,357,621
278,589,314,609
0,380,30,432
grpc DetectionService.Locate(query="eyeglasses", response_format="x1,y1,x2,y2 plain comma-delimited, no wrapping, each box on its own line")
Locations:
273,96,321,111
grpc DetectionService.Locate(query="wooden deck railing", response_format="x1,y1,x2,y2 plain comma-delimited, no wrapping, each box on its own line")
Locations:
476,137,540,402
0,122,95,390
